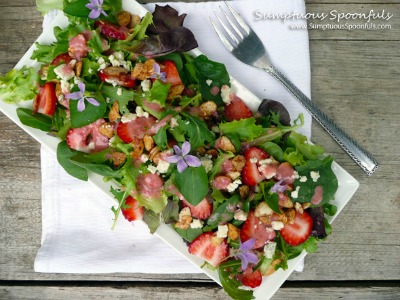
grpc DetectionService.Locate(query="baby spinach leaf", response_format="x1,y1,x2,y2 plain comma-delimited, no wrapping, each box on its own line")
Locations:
179,113,214,149
69,90,107,128
219,118,263,142
16,108,52,132
57,140,88,181
175,166,208,206
207,194,240,229
174,227,203,243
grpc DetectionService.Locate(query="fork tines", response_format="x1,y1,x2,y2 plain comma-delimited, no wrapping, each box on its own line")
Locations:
209,1,251,51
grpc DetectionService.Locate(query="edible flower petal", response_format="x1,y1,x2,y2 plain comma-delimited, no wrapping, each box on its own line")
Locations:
65,81,99,112
271,178,286,193
233,238,259,270
150,63,167,82
164,141,201,173
85,0,108,19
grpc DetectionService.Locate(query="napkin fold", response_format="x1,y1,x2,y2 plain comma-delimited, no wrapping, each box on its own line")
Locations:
35,0,310,274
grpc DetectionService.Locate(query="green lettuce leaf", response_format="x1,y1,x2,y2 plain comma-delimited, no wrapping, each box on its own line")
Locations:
0,67,39,103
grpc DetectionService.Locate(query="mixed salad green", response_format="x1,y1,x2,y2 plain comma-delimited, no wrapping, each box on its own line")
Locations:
0,1,339,299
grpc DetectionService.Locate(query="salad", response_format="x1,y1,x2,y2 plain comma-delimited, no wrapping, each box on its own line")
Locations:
0,1,339,299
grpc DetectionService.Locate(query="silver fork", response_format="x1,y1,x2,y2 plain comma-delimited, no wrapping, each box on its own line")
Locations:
210,2,378,176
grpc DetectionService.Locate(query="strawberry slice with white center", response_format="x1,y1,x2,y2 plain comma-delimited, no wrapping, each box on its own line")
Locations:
241,147,269,186
32,82,57,116
188,232,229,267
181,198,213,220
240,211,276,249
121,196,144,222
116,116,157,143
66,118,110,153
94,20,128,40
280,211,313,246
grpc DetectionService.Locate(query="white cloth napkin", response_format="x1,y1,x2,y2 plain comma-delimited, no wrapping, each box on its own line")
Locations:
35,0,310,274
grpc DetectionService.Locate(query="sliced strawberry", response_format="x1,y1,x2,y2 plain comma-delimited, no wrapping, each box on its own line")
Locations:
188,232,229,267
241,147,269,186
94,20,128,40
116,116,157,143
121,196,144,222
66,118,110,153
240,267,263,288
51,53,73,66
240,211,276,249
182,198,213,220
99,66,136,88
32,82,57,116
163,60,182,86
224,96,253,121
280,211,313,246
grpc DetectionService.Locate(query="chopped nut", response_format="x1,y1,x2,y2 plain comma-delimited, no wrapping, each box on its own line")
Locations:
99,122,114,138
55,82,62,100
302,202,312,210
285,208,296,224
211,235,224,246
143,135,154,152
167,84,185,101
132,59,156,80
216,136,236,153
227,171,241,180
262,259,282,276
75,61,83,77
199,101,217,119
259,215,272,225
232,155,246,172
109,101,121,122
195,147,207,156
175,215,192,229
278,193,294,208
149,146,161,162
294,202,304,214
117,11,131,27
238,185,250,199
130,139,144,160
206,149,218,158
227,223,240,240
112,152,127,167
129,14,141,29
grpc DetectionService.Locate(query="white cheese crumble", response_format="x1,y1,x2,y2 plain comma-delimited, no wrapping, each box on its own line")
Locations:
179,207,191,218
217,225,228,238
190,219,203,229
117,87,122,96
156,159,170,174
141,79,151,92
221,85,232,104
259,158,273,165
147,165,158,174
250,158,258,164
170,117,178,128
264,241,277,259
310,171,320,182
271,221,284,231
227,179,242,193
135,106,149,118
205,79,212,86
54,64,75,81
234,209,248,221
140,154,149,163
299,176,308,182
291,186,301,199
121,113,137,123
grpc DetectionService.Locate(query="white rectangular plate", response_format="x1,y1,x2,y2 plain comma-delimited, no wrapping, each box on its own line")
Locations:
0,1,359,299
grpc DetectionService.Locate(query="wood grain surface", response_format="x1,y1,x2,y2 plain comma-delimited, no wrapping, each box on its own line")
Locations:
0,0,399,299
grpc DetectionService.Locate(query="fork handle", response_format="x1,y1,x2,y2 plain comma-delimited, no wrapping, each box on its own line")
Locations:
264,64,379,176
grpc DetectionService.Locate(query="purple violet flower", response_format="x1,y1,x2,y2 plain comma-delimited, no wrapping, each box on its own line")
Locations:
65,82,99,112
85,0,108,19
233,238,259,271
150,63,167,82
271,179,286,193
164,141,201,173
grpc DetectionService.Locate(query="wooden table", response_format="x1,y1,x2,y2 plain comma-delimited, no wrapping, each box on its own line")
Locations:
1,0,399,299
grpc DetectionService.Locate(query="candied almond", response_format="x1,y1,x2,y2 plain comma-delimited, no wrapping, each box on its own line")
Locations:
55,82,62,100
167,84,185,101
199,101,217,119
239,185,250,199
227,223,240,241
294,202,304,214
130,139,144,160
129,14,141,29
143,135,154,152
278,193,294,208
112,152,127,167
302,202,312,210
109,101,121,122
175,215,192,230
262,259,282,276
216,136,236,153
99,122,114,138
255,202,273,217
211,235,224,246
132,59,156,80
285,208,296,224
232,155,245,172
117,11,131,27
75,61,83,77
